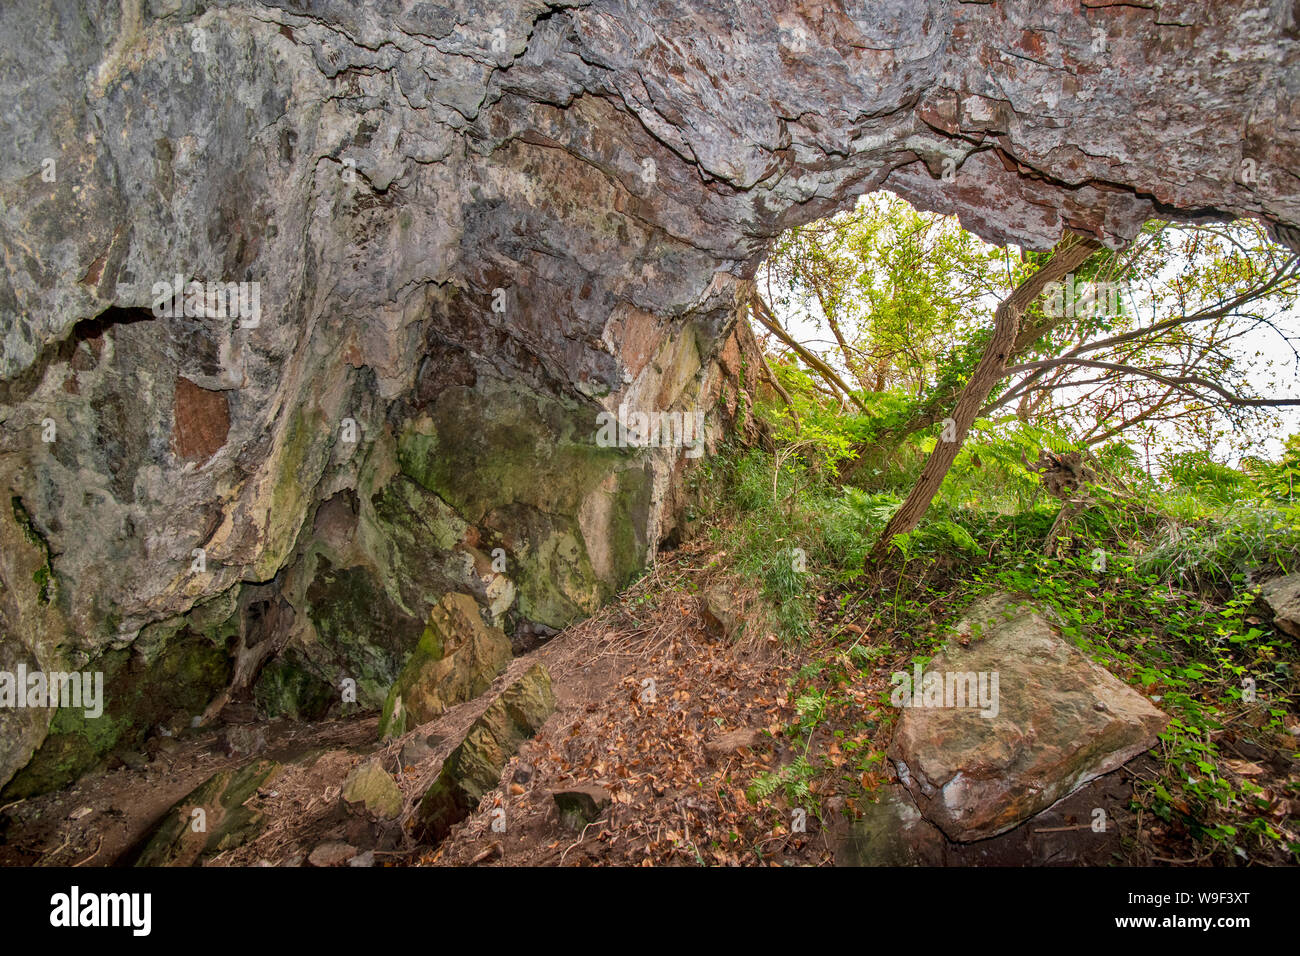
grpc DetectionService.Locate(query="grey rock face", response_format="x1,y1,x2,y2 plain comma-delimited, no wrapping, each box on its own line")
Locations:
2,1,1296,789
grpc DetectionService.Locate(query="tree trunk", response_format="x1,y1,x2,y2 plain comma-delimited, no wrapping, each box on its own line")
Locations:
749,293,869,413
869,234,1101,559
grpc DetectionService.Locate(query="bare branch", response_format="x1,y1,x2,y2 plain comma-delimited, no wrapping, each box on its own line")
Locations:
1002,357,1300,407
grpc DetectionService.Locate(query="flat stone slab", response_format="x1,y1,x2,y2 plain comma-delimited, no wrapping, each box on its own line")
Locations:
131,759,281,867
888,594,1167,842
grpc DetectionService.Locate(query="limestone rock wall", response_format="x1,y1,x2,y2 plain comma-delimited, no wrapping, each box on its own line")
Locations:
1,0,1297,790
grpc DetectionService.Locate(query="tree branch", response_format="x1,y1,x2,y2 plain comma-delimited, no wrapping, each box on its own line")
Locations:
750,293,869,413
1001,357,1300,408
870,233,1103,559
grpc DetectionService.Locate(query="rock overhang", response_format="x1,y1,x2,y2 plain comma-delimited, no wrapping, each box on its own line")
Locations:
0,0,1295,791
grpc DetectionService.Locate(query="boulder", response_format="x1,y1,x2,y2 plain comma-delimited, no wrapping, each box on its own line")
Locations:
553,785,612,830
341,758,404,821
701,584,743,639
379,594,512,738
1261,574,1300,638
308,841,358,867
416,664,556,844
131,759,281,866
888,595,1167,842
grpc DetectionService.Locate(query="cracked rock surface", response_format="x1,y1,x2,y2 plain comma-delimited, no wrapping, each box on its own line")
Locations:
889,595,1169,842
1,0,1296,790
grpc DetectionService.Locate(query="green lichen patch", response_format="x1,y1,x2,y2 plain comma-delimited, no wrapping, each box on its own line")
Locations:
377,593,511,738
10,496,54,606
255,405,322,579
1,630,232,799
392,378,657,629
360,473,466,614
302,557,425,709
396,381,625,523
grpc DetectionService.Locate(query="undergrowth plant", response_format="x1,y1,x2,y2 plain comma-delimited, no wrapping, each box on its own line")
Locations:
691,431,1300,863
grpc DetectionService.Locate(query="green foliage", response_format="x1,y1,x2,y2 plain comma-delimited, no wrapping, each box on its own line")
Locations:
710,436,993,574
1249,432,1300,503
746,754,817,811
694,431,1299,861
760,362,909,475
934,419,1076,513
990,541,1295,862
1138,502,1300,590
767,192,1009,402
692,446,895,641
699,192,1300,863
1163,450,1249,505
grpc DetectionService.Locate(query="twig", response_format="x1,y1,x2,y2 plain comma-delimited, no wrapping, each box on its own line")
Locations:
559,819,604,865
471,841,503,864
1033,824,1094,833
73,834,104,867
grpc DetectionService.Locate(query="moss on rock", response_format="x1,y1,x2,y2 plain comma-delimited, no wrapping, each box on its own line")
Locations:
130,759,282,866
416,663,555,844
253,649,336,721
302,556,425,709
1,629,233,799
378,593,511,738
393,377,657,629
360,473,467,615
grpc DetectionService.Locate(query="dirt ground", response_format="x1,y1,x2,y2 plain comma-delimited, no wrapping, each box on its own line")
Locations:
0,718,377,866
0,545,1180,868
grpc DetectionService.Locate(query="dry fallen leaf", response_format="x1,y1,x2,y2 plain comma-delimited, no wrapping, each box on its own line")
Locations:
1225,759,1265,776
